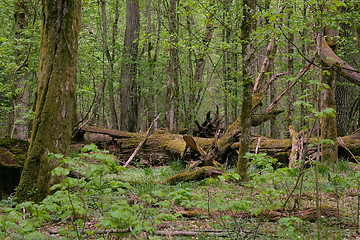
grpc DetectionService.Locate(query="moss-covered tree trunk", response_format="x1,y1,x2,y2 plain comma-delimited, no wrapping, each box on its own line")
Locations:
236,0,256,180
15,0,81,202
319,28,338,164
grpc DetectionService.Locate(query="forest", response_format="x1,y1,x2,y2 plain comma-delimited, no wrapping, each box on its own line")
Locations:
1,0,360,239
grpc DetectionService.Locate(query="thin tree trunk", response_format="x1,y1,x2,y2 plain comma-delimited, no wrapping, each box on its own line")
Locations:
15,0,81,202
165,0,180,131
12,0,29,140
287,7,294,133
185,5,194,129
236,0,256,180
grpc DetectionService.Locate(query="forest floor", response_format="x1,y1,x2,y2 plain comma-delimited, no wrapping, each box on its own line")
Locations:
1,144,360,239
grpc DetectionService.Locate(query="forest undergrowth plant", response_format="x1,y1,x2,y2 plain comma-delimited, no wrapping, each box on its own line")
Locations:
0,145,181,239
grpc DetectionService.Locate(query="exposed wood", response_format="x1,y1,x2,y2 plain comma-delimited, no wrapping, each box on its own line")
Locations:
183,134,207,156
77,126,360,164
288,125,299,168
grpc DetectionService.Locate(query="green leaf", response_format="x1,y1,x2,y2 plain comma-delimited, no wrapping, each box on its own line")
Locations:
81,144,98,152
25,231,45,240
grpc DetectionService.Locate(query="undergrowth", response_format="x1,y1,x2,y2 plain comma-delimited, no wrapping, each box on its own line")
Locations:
1,145,360,239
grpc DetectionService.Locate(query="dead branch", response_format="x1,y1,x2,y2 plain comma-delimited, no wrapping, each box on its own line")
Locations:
124,114,161,167
289,125,299,168
265,54,316,115
253,37,277,93
317,36,360,85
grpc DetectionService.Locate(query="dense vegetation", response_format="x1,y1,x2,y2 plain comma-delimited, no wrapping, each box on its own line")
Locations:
2,146,360,239
1,0,359,136
1,0,360,238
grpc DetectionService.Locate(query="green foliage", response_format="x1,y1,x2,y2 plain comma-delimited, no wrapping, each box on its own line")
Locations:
277,217,303,239
1,148,360,238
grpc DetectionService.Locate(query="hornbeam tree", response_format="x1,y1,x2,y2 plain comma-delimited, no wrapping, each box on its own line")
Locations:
15,0,82,202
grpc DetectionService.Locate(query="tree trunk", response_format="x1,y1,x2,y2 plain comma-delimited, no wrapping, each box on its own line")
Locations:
286,7,294,132
120,0,140,132
188,10,215,131
164,0,180,131
101,0,119,129
12,0,29,140
15,0,81,202
319,28,339,163
236,0,256,180
335,19,358,136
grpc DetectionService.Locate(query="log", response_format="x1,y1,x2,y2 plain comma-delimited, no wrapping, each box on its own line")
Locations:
0,137,28,198
77,126,360,164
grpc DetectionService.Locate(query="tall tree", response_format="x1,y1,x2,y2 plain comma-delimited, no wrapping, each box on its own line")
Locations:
236,0,256,180
12,0,29,140
101,0,119,129
15,0,82,202
286,5,295,133
335,5,358,136
120,0,140,132
164,0,180,131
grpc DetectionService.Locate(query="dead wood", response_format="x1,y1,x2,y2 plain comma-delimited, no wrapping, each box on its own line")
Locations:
0,137,28,198
45,227,233,237
183,134,207,157
124,113,161,167
193,109,224,138
317,36,360,85
77,125,360,165
164,166,224,184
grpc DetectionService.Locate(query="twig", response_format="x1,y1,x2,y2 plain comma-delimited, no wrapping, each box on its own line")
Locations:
45,227,233,237
123,113,161,167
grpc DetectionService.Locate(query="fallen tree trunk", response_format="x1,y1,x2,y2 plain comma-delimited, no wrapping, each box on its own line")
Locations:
77,126,360,164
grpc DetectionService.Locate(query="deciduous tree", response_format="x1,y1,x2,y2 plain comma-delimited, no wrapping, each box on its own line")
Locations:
15,0,81,202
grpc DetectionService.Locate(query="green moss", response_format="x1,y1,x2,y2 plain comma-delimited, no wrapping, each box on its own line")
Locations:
0,137,28,168
164,166,223,184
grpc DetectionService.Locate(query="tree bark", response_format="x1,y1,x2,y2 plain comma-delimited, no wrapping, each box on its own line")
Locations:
335,18,358,136
319,28,339,164
15,0,81,202
318,36,360,85
101,0,119,129
286,6,294,132
120,0,140,132
12,0,29,140
236,0,256,180
164,0,180,131
78,126,360,165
